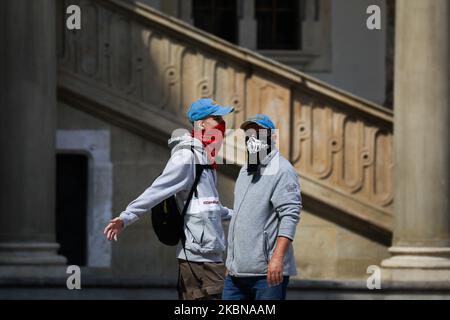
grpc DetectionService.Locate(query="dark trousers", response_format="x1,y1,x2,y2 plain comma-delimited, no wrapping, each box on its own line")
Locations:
177,259,226,300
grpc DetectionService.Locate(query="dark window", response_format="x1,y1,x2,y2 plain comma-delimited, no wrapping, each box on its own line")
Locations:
56,154,88,266
193,0,238,44
256,0,300,50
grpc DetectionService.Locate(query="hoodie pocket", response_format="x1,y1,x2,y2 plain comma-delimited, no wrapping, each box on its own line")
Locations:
200,214,226,254
184,214,204,245
185,213,225,255
263,231,269,263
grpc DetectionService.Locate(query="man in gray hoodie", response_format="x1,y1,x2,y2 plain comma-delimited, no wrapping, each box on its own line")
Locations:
103,98,234,300
223,114,302,300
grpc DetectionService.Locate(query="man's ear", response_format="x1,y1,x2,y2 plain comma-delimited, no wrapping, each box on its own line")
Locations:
271,133,277,146
194,120,204,131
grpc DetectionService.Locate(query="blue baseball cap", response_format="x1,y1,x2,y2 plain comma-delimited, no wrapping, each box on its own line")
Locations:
186,98,234,122
240,114,276,130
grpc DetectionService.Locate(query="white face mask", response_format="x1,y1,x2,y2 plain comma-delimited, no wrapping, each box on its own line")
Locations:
246,135,269,154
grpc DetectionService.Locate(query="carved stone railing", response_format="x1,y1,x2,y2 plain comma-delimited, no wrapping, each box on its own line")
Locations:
57,0,393,235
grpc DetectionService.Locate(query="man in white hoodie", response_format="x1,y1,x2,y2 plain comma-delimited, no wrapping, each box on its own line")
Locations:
103,98,234,300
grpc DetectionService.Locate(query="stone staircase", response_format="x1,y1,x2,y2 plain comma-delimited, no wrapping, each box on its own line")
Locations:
56,0,393,243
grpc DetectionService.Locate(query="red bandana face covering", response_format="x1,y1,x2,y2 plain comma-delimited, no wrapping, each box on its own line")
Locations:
191,122,226,169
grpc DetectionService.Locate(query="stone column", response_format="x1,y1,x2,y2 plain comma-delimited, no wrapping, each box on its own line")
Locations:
238,0,257,49
0,0,66,275
381,0,450,282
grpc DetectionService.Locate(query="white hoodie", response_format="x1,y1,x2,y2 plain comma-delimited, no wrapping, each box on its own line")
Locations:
119,133,233,263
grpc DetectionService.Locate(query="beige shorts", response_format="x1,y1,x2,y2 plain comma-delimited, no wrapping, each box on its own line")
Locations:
177,259,226,300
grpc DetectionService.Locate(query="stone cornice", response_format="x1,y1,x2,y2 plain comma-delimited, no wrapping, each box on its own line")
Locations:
105,0,393,125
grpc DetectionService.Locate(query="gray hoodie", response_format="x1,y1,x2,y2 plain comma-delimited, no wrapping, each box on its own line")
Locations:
119,133,233,263
226,149,302,276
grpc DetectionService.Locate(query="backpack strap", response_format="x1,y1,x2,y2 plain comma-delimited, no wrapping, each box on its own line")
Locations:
177,147,213,294
179,146,213,219
175,144,213,198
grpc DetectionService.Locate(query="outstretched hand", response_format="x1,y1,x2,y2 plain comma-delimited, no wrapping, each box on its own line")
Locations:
104,217,124,241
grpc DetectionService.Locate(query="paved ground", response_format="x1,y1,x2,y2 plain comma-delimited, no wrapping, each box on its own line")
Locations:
1,278,450,299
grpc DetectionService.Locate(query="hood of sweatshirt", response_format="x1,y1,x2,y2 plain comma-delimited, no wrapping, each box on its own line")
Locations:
168,132,207,164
